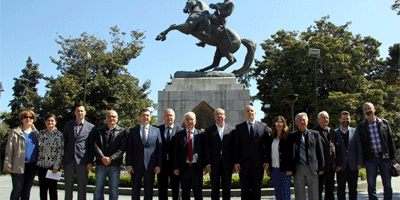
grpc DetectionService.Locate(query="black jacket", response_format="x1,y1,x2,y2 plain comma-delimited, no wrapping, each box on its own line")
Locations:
312,125,336,171
93,125,127,166
357,118,396,161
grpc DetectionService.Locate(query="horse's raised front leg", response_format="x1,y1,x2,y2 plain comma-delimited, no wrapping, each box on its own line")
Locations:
156,23,191,41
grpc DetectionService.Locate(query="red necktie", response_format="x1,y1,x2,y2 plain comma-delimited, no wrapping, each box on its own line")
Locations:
188,131,193,163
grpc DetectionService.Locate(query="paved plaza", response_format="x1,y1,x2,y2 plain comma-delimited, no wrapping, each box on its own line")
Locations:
0,174,399,199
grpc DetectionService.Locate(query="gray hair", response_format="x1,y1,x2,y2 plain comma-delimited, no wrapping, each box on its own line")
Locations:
214,108,225,115
184,111,196,119
295,112,308,121
164,108,175,116
363,102,375,111
317,111,329,119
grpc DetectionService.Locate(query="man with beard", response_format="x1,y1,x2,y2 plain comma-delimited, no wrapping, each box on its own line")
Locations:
357,102,397,200
335,111,363,200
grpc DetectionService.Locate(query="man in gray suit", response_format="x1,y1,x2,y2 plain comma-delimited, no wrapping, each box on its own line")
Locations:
288,112,324,200
335,111,363,200
126,108,162,200
63,103,96,200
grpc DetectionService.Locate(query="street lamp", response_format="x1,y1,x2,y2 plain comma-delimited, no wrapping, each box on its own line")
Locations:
285,94,299,131
0,82,4,101
83,52,91,107
309,48,320,122
105,96,120,110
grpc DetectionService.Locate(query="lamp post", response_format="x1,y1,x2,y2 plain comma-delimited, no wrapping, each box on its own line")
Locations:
105,96,120,110
263,103,271,119
285,94,299,132
83,52,91,107
0,82,4,101
309,48,320,122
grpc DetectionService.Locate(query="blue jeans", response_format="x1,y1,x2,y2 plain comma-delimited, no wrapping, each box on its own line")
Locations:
94,165,121,200
10,162,37,200
271,167,292,200
365,154,392,200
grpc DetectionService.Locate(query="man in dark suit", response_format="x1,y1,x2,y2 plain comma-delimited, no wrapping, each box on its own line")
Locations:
93,110,127,200
288,112,324,200
63,103,96,200
173,112,204,200
312,111,336,200
126,108,162,200
335,111,363,200
233,105,270,200
204,108,235,200
157,108,183,200
357,102,397,200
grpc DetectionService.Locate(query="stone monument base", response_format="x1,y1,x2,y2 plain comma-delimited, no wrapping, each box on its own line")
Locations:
158,77,250,129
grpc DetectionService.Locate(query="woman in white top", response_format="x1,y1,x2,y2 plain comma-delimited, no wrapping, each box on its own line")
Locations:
267,116,292,200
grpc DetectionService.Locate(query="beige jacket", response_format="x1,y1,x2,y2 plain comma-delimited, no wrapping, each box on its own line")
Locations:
3,126,37,174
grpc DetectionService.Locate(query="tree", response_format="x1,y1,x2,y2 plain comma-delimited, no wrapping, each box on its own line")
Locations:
380,43,400,85
252,16,382,128
6,57,43,128
42,26,154,129
392,0,400,15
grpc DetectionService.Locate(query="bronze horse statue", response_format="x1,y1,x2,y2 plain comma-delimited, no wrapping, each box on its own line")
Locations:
155,0,256,75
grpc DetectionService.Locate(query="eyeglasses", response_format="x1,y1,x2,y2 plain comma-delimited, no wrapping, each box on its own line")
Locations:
24,116,34,119
275,122,284,126
107,115,118,119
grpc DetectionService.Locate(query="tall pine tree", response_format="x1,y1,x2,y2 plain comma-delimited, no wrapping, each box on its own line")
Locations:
7,57,43,128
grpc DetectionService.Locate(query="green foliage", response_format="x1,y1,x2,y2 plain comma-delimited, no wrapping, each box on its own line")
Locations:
42,26,154,129
85,171,274,188
392,0,400,15
6,57,44,129
252,16,385,129
0,116,10,172
359,168,367,180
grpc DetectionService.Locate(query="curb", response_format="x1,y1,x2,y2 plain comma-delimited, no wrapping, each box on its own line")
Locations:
33,178,368,197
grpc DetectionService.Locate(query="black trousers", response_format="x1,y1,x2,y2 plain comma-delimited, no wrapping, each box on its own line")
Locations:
318,168,335,200
210,159,232,200
157,160,181,200
337,167,359,200
131,165,155,200
38,167,58,200
239,162,264,200
181,164,203,200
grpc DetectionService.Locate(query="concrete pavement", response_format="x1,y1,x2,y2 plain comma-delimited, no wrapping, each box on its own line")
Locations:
1,174,400,199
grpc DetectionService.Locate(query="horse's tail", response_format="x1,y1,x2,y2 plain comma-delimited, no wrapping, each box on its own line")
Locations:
232,38,257,75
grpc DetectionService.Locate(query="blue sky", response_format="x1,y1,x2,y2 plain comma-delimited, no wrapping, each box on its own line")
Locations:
1,0,399,122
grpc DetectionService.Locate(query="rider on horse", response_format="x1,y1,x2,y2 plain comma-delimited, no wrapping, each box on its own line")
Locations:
196,0,235,47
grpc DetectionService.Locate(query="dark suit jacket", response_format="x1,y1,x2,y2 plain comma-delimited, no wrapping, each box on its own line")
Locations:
233,121,270,169
204,123,235,170
266,136,292,172
158,124,184,165
126,125,162,171
288,129,324,175
335,127,363,171
173,129,204,172
312,125,336,171
357,118,396,161
63,120,95,165
93,125,127,166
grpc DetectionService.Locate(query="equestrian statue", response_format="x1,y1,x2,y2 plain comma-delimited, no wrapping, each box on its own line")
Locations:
155,0,256,76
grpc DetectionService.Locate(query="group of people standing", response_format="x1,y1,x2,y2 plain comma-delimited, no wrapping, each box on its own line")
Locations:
3,102,397,200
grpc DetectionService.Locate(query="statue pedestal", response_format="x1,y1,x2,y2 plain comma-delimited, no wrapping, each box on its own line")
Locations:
158,77,250,129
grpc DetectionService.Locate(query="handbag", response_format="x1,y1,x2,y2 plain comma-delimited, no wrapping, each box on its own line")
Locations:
390,163,400,177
